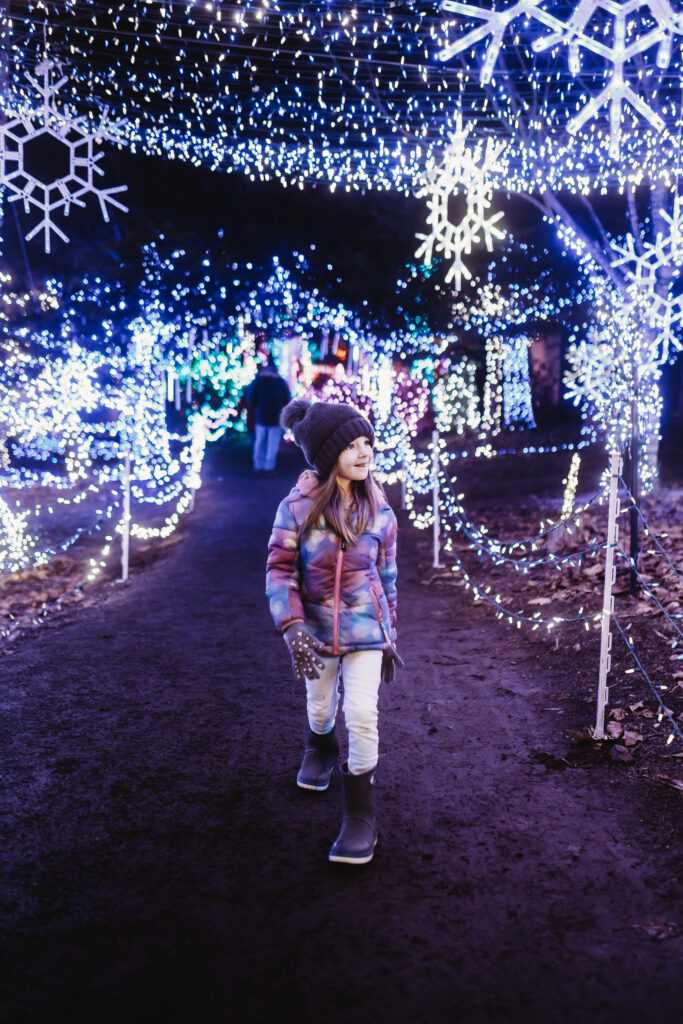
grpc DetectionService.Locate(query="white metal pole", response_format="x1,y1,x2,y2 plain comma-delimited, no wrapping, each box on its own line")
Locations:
594,451,622,739
432,429,441,569
121,450,131,583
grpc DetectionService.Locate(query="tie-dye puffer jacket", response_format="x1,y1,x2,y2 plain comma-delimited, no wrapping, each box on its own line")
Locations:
266,471,397,656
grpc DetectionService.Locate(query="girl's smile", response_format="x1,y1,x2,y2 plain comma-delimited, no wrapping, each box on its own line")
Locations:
336,436,373,486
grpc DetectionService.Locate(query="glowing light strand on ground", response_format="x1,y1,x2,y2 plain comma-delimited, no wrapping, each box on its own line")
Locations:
438,467,607,573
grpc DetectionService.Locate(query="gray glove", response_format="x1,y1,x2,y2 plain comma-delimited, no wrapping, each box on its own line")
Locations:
284,624,325,681
381,644,404,684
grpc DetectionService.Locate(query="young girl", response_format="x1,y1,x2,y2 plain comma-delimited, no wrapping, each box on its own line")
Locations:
266,398,402,866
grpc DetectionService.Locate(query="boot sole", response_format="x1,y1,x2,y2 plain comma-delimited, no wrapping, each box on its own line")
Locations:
328,840,378,865
297,778,331,791
327,847,376,864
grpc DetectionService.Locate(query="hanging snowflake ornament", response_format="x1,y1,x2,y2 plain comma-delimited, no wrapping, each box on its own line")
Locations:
415,117,506,290
610,193,683,363
0,59,128,253
438,1,683,158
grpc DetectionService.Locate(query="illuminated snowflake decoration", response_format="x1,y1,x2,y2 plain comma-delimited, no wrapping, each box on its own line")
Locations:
610,194,683,363
438,1,683,157
415,118,506,290
0,59,128,252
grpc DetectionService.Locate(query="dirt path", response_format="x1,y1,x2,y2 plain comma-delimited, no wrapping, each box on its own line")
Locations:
1,436,682,1024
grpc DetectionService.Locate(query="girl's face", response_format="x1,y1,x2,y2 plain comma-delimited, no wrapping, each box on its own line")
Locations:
336,435,373,484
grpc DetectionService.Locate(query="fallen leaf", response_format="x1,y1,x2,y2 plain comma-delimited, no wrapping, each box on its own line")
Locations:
623,729,644,747
607,721,624,739
609,708,627,721
634,915,682,940
566,726,597,745
629,701,645,712
611,744,635,763
531,749,571,770
656,774,683,794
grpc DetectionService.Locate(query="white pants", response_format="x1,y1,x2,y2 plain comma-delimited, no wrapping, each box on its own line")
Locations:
253,424,282,471
305,649,382,775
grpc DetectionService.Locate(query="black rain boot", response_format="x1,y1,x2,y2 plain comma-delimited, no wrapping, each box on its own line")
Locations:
297,729,340,791
328,762,377,865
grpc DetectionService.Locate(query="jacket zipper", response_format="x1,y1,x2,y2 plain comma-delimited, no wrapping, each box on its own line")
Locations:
370,585,391,644
332,535,345,655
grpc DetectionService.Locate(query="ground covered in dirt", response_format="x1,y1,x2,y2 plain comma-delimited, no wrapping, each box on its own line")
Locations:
1,434,682,1024
429,438,683,785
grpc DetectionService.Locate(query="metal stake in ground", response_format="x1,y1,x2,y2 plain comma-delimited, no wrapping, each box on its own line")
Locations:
186,331,194,404
594,451,622,740
121,450,132,583
432,430,441,569
629,395,640,597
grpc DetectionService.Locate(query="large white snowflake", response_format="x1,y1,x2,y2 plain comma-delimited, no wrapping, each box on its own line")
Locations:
0,60,128,252
415,117,506,290
438,1,683,157
610,194,683,363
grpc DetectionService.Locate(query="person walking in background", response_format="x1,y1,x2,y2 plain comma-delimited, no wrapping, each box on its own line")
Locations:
247,355,291,475
266,398,403,865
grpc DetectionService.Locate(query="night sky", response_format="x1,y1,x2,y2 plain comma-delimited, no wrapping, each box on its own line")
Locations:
2,143,423,298
1,138,549,323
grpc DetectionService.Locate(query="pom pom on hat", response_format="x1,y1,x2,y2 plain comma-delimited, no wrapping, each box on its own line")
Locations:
280,397,311,431
280,398,374,478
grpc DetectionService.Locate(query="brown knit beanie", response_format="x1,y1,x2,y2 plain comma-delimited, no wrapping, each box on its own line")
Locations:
280,398,375,478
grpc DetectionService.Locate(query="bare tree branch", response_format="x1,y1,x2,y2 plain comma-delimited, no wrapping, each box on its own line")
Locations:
527,189,625,289
627,186,645,256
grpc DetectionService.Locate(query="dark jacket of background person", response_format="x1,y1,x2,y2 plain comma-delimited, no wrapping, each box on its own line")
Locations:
247,366,291,426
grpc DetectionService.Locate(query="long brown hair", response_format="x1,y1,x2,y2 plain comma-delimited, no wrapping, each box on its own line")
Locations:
303,464,385,545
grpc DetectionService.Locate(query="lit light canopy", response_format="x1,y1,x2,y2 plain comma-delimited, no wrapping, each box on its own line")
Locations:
2,2,683,197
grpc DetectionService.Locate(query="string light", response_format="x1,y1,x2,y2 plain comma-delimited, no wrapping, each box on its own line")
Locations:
1,2,682,200
432,359,480,434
